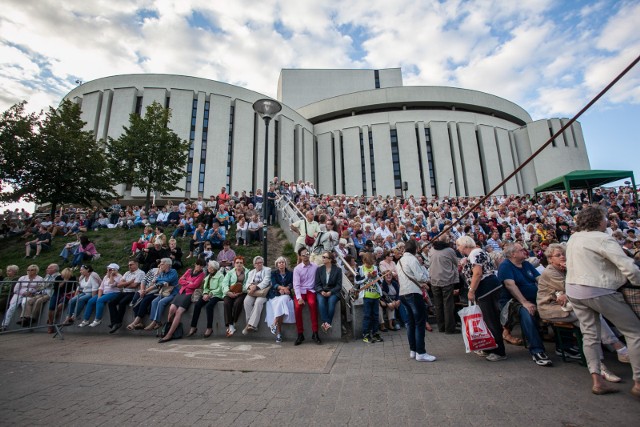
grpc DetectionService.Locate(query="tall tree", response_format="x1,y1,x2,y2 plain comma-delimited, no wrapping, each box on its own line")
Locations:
106,101,189,211
1,100,116,215
0,102,39,197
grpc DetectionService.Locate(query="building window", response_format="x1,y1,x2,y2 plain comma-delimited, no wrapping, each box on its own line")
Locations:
359,130,367,196
340,133,346,194
274,119,279,179
390,129,402,196
226,105,235,190
374,70,380,89
425,128,437,196
135,96,143,116
368,130,377,196
198,100,210,196
331,134,336,194
185,98,198,192
165,96,170,109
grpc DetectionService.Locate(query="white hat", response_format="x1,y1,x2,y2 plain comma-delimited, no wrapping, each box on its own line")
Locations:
107,263,120,270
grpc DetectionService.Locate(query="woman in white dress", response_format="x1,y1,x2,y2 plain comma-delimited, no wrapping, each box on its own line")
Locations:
266,256,295,343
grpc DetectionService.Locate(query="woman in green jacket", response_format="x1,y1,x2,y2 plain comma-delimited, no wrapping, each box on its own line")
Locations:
221,256,249,337
187,260,225,338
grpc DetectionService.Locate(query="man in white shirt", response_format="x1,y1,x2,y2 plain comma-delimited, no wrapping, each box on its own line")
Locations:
107,260,146,333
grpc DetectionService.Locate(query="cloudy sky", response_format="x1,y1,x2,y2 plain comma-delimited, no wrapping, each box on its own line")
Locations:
1,0,640,210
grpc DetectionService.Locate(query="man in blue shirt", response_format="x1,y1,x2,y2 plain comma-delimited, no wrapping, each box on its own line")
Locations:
207,221,226,250
498,243,552,367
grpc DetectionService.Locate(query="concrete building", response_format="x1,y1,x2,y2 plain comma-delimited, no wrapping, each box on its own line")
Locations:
63,69,590,202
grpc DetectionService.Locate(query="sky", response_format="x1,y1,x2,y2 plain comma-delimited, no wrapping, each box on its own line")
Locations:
1,0,639,212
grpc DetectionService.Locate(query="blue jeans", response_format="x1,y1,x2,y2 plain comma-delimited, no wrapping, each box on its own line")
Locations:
150,295,174,321
83,293,121,321
362,297,379,336
68,293,92,318
518,305,545,354
71,252,92,268
400,293,427,354
316,293,339,325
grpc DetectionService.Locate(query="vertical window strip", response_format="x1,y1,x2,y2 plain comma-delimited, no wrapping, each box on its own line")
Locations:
135,96,143,116
274,119,279,179
185,98,198,192
390,129,402,196
198,100,210,194
414,127,427,196
374,70,380,89
339,134,346,194
359,131,367,196
331,134,336,195
425,128,437,196
368,130,376,196
226,105,235,191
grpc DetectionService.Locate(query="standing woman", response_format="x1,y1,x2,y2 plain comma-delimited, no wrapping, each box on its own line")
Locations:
566,206,640,396
315,251,342,333
267,257,295,343
221,256,249,337
188,260,225,338
159,258,205,343
456,236,506,362
397,240,436,362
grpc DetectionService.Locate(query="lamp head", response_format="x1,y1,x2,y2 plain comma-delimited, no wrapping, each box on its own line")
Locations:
252,99,282,120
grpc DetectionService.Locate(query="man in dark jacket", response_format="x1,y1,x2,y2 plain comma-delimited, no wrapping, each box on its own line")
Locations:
428,235,460,334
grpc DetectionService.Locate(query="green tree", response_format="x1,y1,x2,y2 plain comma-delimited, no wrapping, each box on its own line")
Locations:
106,101,189,211
0,102,39,197
0,100,116,215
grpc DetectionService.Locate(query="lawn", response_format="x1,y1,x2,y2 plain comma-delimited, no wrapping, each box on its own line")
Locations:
0,224,296,276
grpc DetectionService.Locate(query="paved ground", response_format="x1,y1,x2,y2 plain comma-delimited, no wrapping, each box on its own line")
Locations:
1,328,639,426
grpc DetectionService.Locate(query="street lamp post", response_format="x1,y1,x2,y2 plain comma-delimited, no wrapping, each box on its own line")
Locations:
449,178,454,197
252,99,282,265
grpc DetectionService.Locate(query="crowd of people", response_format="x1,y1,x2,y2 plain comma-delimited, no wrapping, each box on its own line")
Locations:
2,179,640,397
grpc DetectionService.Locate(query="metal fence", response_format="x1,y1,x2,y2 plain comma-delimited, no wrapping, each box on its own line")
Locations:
0,280,80,339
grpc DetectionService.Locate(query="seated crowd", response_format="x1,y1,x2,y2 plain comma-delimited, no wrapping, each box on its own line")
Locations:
2,180,640,396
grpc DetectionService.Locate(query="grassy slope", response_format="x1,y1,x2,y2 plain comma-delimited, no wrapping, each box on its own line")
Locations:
0,225,296,276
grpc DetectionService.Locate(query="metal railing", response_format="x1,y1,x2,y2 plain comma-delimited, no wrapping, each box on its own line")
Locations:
0,280,80,339
275,195,360,337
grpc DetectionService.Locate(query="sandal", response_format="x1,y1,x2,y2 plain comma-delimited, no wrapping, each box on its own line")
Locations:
126,323,139,331
503,332,523,346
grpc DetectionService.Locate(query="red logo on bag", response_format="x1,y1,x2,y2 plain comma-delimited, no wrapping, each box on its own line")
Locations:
463,313,497,351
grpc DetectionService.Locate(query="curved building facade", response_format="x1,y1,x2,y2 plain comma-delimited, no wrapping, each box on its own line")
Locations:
63,69,590,202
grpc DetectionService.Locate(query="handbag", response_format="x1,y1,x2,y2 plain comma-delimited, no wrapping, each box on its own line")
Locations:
250,285,271,298
458,303,498,353
229,282,243,293
304,221,315,246
159,285,174,297
191,288,203,303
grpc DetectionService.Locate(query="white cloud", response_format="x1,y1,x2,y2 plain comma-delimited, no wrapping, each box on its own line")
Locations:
0,0,638,121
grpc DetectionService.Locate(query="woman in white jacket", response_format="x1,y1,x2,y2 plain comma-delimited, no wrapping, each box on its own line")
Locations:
566,206,640,396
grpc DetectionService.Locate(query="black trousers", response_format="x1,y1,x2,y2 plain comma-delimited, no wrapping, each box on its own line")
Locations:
223,294,246,326
190,297,222,328
108,292,135,325
432,284,457,333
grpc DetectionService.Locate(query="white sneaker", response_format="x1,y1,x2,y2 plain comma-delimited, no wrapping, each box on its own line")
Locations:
409,351,416,359
416,353,437,362
78,320,90,327
229,324,236,334
601,363,621,383
486,353,507,362
474,350,489,357
242,325,249,335
89,319,102,327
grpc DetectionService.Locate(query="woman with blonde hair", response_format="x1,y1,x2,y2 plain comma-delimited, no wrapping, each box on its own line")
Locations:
266,256,295,343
